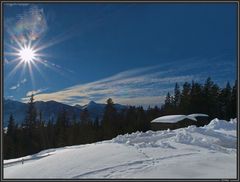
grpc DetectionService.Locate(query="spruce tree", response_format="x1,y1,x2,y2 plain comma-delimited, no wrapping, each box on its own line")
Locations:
80,108,91,124
24,94,37,129
164,92,173,114
55,109,68,147
22,94,39,155
102,98,117,139
230,80,237,118
179,82,191,114
174,83,181,109
7,113,16,136
5,114,16,159
202,77,220,118
190,81,204,114
136,106,149,132
219,82,232,120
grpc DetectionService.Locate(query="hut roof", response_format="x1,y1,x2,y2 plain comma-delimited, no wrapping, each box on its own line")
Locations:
151,115,197,123
188,113,209,117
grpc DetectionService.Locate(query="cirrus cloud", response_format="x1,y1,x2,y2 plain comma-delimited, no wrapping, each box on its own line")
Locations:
22,64,196,107
26,88,48,97
21,57,235,107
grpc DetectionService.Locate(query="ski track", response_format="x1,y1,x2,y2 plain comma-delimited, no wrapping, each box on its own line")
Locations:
72,152,197,178
4,154,53,168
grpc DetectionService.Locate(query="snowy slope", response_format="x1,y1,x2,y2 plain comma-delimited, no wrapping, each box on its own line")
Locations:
4,118,237,179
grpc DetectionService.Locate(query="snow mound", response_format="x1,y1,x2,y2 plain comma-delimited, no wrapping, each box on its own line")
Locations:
113,118,236,152
112,130,176,149
205,118,237,130
151,115,197,123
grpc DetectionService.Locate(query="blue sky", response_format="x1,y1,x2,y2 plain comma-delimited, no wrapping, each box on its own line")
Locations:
3,3,237,107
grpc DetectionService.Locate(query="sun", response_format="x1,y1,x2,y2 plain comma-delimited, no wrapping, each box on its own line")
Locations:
17,45,37,63
5,32,68,81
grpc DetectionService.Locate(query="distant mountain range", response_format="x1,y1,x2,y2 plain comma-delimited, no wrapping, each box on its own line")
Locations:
3,99,127,127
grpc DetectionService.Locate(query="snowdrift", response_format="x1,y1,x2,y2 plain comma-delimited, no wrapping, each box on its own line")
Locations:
4,118,237,179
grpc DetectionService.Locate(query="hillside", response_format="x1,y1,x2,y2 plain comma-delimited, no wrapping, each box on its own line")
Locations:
3,99,126,126
3,99,82,126
4,118,237,179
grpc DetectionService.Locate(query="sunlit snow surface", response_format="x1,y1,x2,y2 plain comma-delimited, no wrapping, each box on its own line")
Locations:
4,118,237,179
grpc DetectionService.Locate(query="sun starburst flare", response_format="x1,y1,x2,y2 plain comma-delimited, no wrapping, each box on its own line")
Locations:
4,29,74,82
18,45,37,63
4,37,45,81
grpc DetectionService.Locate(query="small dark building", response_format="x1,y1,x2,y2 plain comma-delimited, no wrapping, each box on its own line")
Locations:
187,114,210,127
150,115,197,131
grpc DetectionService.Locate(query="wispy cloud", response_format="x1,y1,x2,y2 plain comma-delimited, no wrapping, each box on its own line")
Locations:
22,62,197,106
10,83,20,90
21,57,235,107
10,78,27,90
26,88,48,97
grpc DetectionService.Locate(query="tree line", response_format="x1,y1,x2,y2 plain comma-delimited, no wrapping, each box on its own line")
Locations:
162,77,236,120
3,77,237,159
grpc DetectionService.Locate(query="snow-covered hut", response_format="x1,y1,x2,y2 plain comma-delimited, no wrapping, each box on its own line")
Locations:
150,115,197,131
187,113,210,126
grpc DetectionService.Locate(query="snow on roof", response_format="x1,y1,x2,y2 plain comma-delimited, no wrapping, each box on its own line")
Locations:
188,113,209,117
151,115,197,123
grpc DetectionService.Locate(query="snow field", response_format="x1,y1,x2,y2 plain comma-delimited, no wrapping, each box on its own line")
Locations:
4,118,237,179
